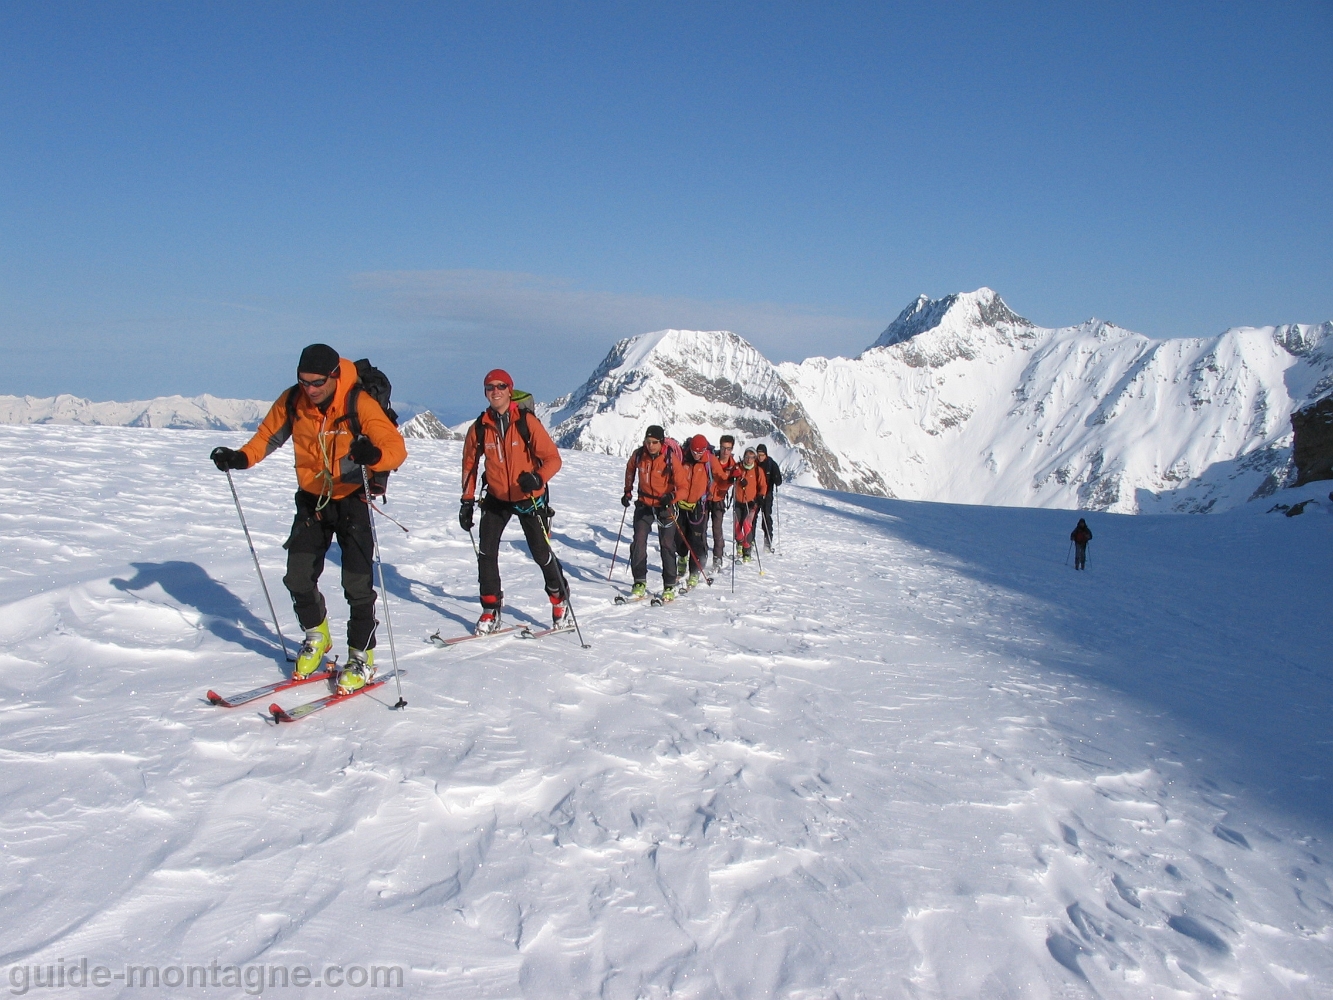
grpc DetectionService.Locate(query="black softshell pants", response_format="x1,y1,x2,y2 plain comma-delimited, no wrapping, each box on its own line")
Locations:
675,503,708,575
477,502,566,608
707,499,729,560
1074,542,1088,570
631,501,678,587
283,489,377,650
758,491,775,547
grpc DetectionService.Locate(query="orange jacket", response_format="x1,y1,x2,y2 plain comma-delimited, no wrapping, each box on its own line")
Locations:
461,405,562,503
624,446,685,507
733,463,767,504
240,357,407,500
708,453,739,502
677,454,713,505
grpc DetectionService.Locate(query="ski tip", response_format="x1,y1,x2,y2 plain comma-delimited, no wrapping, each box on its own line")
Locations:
206,690,223,705
269,703,290,723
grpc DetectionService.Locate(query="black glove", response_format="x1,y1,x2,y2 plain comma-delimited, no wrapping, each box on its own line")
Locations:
210,446,248,471
348,436,382,466
660,492,675,507
621,493,632,508
738,478,747,489
459,499,475,532
517,471,542,494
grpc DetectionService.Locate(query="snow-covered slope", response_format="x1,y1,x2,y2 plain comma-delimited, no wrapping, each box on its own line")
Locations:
1,424,1330,998
0,393,272,431
780,289,1333,512
541,329,887,494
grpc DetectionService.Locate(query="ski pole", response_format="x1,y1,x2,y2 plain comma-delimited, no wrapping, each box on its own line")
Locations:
607,503,628,580
773,487,780,556
1065,540,1072,566
539,519,591,649
224,468,294,662
362,467,406,710
751,515,765,577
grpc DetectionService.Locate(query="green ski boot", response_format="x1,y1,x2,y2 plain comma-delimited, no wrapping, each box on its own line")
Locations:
336,648,375,695
294,620,332,678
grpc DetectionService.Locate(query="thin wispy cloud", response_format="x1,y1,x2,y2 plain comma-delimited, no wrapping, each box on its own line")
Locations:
351,269,882,364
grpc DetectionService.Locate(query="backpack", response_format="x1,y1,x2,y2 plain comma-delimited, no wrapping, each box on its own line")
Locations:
286,358,399,497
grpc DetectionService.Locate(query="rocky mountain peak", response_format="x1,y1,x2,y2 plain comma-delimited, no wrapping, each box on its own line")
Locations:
866,288,1031,352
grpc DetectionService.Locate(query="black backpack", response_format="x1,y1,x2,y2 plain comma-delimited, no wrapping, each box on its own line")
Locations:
286,358,399,497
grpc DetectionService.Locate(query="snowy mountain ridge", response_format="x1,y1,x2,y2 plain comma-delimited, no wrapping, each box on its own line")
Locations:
539,328,888,495
541,289,1332,514
0,393,271,431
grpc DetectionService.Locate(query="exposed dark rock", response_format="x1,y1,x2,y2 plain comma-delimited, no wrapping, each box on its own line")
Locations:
1291,394,1333,485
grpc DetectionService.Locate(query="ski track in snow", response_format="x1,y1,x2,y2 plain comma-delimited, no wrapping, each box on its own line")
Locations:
0,424,1330,999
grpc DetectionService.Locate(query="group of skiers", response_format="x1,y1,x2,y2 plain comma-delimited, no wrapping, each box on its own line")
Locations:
621,427,781,601
210,345,1096,701
210,346,784,696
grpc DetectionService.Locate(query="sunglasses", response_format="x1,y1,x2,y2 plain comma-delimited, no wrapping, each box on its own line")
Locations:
298,374,335,388
485,383,510,392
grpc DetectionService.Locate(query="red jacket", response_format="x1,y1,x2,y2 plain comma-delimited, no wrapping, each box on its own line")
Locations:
624,446,686,507
461,405,562,503
677,454,713,505
240,357,407,500
707,453,739,502
733,463,767,505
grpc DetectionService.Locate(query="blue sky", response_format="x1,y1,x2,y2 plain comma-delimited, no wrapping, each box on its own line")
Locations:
2,2,1330,421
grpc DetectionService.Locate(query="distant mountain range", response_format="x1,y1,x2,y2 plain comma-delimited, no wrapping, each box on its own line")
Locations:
0,393,271,430
7,289,1331,513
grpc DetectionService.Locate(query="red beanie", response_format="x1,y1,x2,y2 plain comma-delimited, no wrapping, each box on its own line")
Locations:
689,434,709,452
483,369,513,389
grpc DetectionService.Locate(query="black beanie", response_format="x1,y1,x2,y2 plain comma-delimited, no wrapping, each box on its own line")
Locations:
297,344,340,376
645,424,665,441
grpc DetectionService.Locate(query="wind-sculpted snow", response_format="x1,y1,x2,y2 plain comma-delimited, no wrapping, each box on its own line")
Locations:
1,424,1330,998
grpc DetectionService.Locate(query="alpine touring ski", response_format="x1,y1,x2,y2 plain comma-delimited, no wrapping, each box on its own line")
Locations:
519,622,578,640
269,671,402,723
207,667,337,708
427,626,521,648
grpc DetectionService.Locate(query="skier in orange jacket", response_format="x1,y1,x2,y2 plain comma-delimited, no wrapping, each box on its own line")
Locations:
209,344,406,693
733,448,768,563
672,434,715,588
622,425,687,600
459,369,568,633
705,435,740,571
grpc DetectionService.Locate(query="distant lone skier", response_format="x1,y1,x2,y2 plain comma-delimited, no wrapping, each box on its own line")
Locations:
623,425,685,601
1070,518,1092,570
460,369,569,634
754,443,783,553
209,344,407,694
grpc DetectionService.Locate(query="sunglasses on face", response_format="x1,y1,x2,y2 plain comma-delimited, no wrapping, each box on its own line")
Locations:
298,375,335,388
485,383,510,392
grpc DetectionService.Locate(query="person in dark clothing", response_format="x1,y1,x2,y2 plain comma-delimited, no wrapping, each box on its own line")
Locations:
754,444,783,552
1070,518,1092,570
